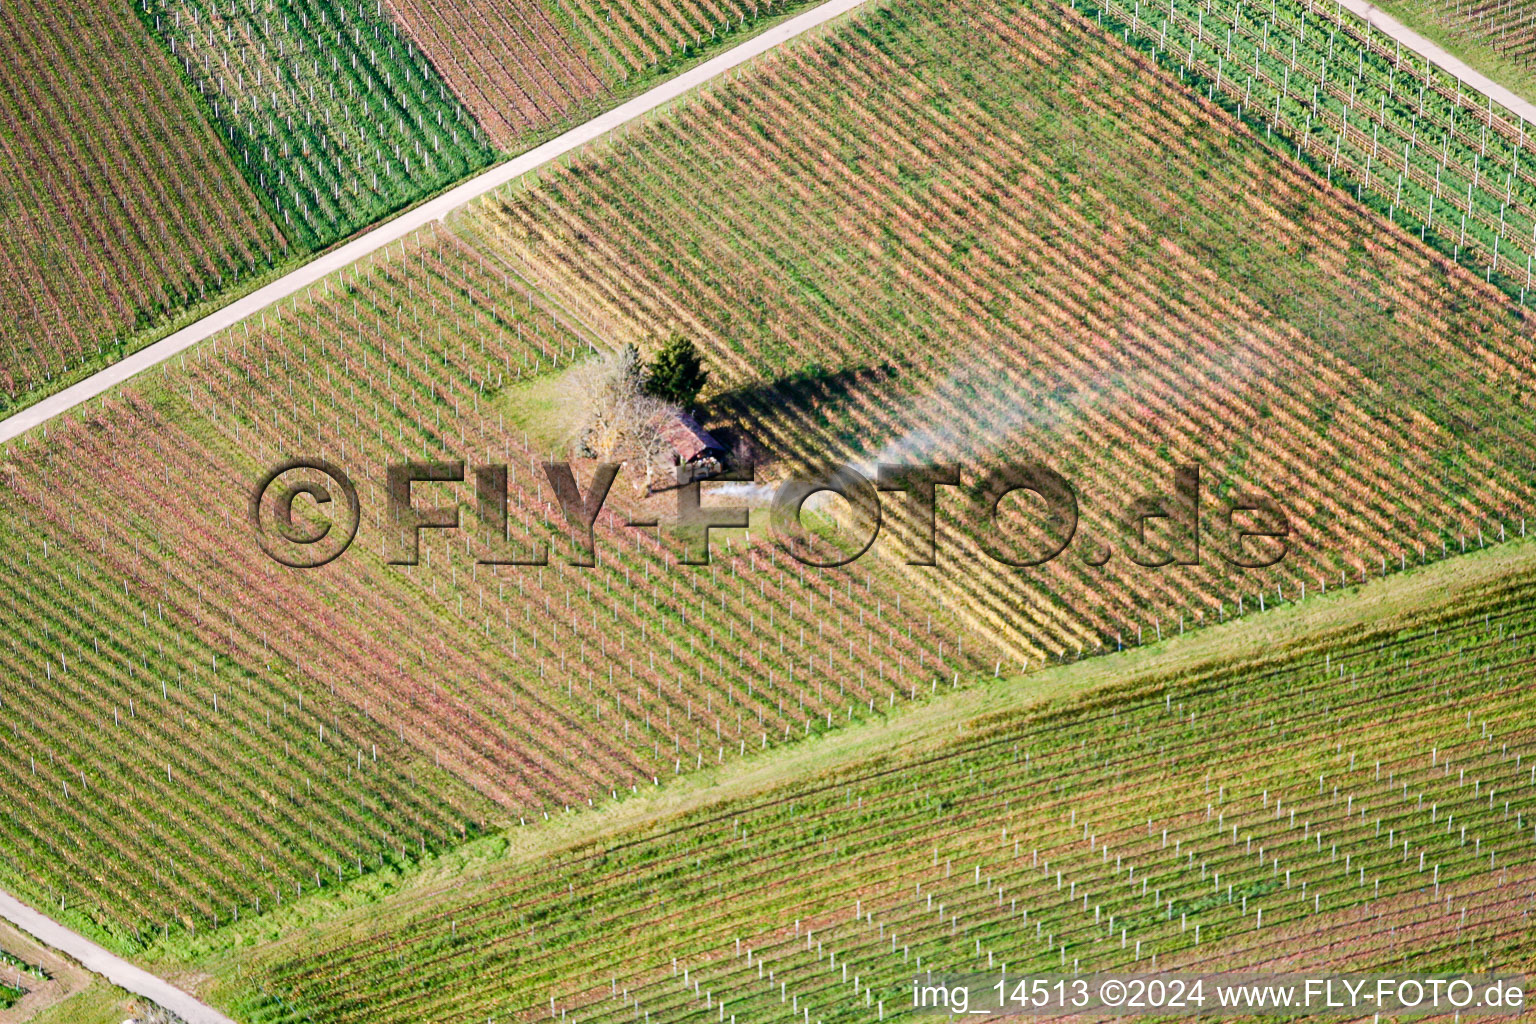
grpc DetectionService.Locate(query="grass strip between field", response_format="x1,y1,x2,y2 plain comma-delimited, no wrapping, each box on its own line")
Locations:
149,531,1536,976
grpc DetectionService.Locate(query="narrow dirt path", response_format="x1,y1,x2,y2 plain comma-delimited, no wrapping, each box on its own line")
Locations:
0,918,95,1023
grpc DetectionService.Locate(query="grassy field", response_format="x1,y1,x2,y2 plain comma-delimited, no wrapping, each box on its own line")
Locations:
177,536,1536,1023
458,0,1536,666
0,0,283,408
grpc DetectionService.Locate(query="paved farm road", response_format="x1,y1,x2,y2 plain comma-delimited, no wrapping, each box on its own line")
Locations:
1337,0,1536,123
2,0,1530,449
0,3,880,1019
0,0,874,447
0,889,236,1023
0,0,1528,1016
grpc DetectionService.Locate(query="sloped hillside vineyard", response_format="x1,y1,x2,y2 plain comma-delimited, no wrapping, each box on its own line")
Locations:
0,0,838,413
220,566,1536,1023
0,1,282,406
0,226,982,945
462,0,1536,663
1091,0,1536,297
1379,0,1536,67
5,0,1536,1013
384,0,823,148
141,0,497,250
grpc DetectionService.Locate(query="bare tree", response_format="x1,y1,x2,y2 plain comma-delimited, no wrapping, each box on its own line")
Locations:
562,346,681,488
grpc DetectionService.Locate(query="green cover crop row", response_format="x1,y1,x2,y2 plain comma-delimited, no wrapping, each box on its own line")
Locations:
138,0,496,251
220,561,1536,1023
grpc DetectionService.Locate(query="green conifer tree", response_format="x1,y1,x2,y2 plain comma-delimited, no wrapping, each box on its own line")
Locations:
644,335,708,409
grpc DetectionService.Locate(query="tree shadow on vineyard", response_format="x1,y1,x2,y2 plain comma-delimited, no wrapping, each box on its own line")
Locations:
703,362,898,466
